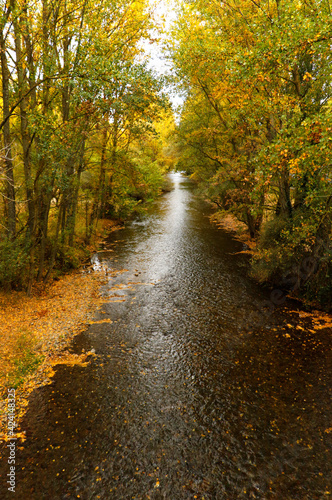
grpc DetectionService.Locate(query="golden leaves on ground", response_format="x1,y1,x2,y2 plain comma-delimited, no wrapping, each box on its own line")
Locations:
0,269,106,438
210,213,256,253
49,351,97,369
88,319,113,324
288,309,332,332
310,313,332,332
0,431,27,443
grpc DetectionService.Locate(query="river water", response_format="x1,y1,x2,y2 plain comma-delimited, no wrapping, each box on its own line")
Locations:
1,173,331,499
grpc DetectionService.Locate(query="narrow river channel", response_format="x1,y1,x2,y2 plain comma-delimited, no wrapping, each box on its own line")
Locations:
1,173,331,499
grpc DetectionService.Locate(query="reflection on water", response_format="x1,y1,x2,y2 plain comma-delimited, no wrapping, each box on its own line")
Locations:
1,173,331,499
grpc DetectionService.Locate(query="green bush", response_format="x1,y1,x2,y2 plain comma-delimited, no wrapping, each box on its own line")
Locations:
302,254,332,310
251,210,332,310
161,177,173,193
55,243,88,271
0,237,29,289
258,216,290,250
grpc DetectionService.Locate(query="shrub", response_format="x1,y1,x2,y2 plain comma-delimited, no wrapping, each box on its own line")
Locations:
251,210,332,310
55,243,88,271
258,216,290,250
0,237,29,289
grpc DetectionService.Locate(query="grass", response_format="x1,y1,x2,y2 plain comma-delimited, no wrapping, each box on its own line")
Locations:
2,330,44,391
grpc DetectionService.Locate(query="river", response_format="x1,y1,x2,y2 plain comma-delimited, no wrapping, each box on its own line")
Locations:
0,173,331,499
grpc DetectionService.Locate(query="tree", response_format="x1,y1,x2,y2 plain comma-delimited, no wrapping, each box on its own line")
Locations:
0,0,171,290
0,4,16,237
167,0,332,307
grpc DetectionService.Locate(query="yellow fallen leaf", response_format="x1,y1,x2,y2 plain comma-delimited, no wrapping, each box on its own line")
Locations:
89,319,113,324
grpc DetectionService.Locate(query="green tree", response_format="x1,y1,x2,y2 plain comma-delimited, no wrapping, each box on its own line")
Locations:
0,0,171,290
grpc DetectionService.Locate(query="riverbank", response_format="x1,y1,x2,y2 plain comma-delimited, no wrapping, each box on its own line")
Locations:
209,212,256,254
0,219,124,441
0,270,108,441
210,210,332,328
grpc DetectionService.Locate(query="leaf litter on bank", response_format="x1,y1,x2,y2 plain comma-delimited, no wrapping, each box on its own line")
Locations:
0,266,121,440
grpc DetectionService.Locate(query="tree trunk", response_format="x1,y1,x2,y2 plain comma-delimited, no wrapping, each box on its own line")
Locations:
276,168,292,218
68,139,85,246
90,126,108,232
37,193,52,280
12,3,35,235
0,28,16,237
44,202,63,282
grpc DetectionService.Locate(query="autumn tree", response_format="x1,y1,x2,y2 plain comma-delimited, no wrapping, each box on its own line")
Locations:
0,0,171,290
168,0,332,307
